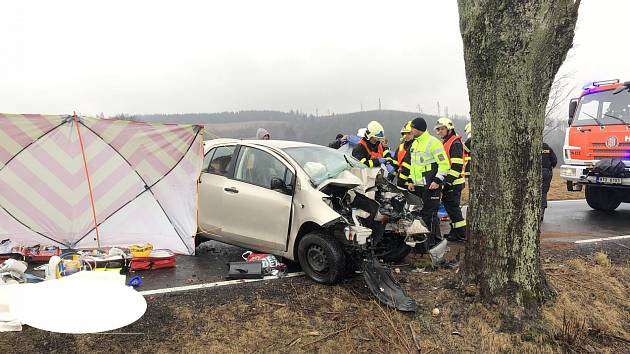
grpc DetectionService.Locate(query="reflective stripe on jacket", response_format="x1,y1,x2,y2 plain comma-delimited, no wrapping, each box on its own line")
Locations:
352,138,391,168
409,131,449,186
443,134,466,186
392,141,412,186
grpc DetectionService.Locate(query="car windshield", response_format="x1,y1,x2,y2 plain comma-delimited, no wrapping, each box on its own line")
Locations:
283,146,364,186
573,88,630,126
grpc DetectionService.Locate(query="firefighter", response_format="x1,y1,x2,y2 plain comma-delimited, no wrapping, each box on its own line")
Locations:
328,133,347,149
408,117,450,242
352,121,394,174
463,122,472,179
541,142,557,221
391,121,414,188
435,117,467,242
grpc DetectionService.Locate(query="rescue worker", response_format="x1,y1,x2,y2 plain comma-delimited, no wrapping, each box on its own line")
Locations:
328,133,347,149
541,142,557,221
352,121,394,174
391,121,414,188
435,117,467,242
256,128,271,140
408,117,450,242
463,122,472,179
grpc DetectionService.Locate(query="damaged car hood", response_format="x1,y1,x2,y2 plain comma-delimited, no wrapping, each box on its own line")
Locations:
317,168,365,193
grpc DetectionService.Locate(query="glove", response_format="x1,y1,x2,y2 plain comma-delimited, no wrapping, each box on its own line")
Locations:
346,135,360,145
386,164,395,173
378,157,387,164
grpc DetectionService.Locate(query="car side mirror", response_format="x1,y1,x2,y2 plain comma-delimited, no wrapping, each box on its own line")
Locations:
270,177,291,195
568,98,578,126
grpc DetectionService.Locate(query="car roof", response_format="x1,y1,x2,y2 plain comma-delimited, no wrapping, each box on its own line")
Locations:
204,139,324,150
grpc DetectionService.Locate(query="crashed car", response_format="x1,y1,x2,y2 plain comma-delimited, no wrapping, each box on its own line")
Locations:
197,139,447,311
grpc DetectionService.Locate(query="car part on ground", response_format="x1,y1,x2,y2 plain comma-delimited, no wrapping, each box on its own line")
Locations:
362,255,417,312
227,261,264,280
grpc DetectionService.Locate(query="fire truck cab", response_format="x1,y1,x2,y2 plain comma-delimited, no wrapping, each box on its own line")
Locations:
561,79,630,211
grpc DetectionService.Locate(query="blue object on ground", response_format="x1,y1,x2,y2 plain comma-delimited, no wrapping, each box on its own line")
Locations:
128,276,142,287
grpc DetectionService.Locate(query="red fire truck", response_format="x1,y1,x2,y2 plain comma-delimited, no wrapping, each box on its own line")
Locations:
561,79,630,211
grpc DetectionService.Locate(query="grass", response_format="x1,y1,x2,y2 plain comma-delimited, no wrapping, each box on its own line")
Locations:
159,256,628,353
6,254,622,354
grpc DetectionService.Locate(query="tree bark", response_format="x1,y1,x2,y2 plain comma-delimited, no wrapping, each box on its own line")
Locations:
457,0,580,318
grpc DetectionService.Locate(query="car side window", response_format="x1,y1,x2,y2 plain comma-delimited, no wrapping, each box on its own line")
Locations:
202,148,216,173
208,146,236,177
234,146,289,189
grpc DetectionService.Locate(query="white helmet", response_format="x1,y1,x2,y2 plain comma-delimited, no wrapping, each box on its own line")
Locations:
434,117,454,131
365,121,385,139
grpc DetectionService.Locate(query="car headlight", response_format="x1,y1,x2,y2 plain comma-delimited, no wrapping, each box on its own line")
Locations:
560,167,577,177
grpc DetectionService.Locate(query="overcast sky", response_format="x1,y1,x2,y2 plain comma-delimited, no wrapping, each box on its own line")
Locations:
0,1,628,117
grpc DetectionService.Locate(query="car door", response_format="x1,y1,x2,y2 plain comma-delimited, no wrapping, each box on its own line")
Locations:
198,144,238,241
220,145,294,252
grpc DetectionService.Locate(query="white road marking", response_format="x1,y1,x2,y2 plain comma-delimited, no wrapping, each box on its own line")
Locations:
574,235,630,244
139,272,305,296
548,199,585,204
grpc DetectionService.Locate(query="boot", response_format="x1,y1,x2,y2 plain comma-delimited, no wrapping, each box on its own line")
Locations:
445,228,466,242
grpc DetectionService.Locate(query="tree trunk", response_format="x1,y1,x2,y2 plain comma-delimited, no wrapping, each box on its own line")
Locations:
457,0,580,318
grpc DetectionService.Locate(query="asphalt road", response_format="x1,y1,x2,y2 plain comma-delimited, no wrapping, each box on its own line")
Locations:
134,199,630,291
541,199,630,242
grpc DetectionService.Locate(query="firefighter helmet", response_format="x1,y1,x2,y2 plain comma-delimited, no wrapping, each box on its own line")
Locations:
435,117,454,131
366,121,385,139
400,121,412,134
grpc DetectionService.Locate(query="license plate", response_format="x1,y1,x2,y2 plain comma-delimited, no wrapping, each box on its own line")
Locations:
597,177,622,184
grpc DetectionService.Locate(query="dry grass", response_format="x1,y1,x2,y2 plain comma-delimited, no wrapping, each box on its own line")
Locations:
593,252,612,267
461,169,584,204
158,257,626,353
128,257,630,353
3,256,627,353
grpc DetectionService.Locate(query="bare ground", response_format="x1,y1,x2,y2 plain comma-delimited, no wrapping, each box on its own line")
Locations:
2,246,628,354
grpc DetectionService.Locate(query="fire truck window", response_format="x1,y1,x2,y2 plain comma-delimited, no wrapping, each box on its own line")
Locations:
577,99,599,121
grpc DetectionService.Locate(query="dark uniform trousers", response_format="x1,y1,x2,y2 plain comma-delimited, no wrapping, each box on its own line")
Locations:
413,186,442,243
542,168,552,210
442,184,465,237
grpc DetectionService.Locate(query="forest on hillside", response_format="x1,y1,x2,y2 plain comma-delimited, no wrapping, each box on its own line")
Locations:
136,110,566,156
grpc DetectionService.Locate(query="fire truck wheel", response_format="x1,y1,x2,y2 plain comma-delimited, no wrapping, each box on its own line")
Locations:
585,186,621,211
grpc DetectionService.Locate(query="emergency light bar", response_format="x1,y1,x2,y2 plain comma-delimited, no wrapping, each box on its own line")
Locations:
592,79,619,87
582,79,621,95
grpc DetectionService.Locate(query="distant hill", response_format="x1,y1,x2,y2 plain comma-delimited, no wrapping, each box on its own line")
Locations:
137,110,471,147
136,109,566,158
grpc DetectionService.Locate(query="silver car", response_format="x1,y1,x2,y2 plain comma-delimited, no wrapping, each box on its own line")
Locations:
197,139,445,311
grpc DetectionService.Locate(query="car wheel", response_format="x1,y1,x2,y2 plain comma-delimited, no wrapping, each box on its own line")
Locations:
375,232,411,263
585,186,621,211
298,232,345,285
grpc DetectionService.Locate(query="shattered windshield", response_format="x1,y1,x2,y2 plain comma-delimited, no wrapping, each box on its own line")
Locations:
283,146,364,186
574,89,630,126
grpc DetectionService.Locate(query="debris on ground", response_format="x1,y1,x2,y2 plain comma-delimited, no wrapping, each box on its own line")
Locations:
242,251,286,277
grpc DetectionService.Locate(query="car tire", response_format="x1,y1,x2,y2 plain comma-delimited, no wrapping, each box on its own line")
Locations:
375,233,411,263
585,186,621,211
298,232,345,285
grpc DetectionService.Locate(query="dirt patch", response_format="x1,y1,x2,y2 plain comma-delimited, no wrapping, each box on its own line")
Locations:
462,169,583,204
2,249,628,354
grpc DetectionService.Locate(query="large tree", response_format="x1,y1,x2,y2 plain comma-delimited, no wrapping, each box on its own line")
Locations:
457,0,580,317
